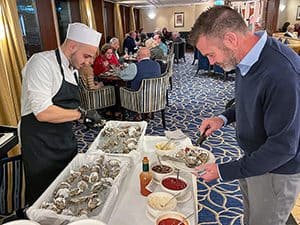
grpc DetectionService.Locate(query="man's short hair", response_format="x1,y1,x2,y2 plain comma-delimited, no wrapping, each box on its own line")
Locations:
189,5,248,46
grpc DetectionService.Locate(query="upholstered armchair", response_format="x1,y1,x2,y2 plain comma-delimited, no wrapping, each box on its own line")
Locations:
78,77,116,111
119,73,169,128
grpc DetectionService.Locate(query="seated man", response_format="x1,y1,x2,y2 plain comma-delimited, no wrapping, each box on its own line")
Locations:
145,38,164,60
153,34,168,56
127,47,161,91
284,25,298,39
123,31,138,54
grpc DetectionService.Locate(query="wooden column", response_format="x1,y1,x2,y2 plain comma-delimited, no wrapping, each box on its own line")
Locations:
93,0,106,46
264,0,280,35
36,0,58,50
104,1,115,42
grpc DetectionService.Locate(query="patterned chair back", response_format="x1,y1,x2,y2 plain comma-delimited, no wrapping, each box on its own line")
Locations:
0,155,26,215
78,77,116,111
120,72,169,113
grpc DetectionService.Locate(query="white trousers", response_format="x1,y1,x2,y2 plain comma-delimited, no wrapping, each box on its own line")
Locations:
239,173,300,225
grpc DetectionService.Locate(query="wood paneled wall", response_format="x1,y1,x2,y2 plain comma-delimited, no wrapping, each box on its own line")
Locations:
36,0,58,50
104,1,114,42
93,0,106,46
264,0,280,34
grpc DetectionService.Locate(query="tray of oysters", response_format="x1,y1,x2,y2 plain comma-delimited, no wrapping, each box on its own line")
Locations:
27,153,131,225
88,121,147,162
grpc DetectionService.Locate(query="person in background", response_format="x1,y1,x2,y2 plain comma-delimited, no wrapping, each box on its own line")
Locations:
190,6,300,225
123,31,137,54
93,43,119,77
145,38,164,60
20,23,101,205
162,27,172,41
294,23,300,38
139,32,148,47
281,21,290,32
284,25,298,39
127,47,161,91
153,34,168,56
172,31,183,43
109,37,121,60
79,65,103,89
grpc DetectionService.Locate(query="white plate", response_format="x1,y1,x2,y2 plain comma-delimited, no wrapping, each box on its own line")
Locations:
146,209,156,221
176,190,192,203
166,146,215,173
143,136,192,154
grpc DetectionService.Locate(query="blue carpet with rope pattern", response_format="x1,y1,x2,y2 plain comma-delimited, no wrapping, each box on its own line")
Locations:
73,53,243,225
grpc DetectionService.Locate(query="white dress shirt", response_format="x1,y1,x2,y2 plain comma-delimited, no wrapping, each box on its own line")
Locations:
21,48,78,116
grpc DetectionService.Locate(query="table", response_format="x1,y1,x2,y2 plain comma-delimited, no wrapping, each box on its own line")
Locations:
289,44,300,54
107,136,198,225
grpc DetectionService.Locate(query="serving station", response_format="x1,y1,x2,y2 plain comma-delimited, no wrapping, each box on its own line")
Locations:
27,121,214,225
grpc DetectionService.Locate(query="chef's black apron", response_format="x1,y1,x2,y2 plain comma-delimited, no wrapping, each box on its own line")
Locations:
20,49,80,205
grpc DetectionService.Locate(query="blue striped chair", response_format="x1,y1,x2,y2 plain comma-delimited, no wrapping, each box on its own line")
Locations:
120,73,169,128
78,77,116,111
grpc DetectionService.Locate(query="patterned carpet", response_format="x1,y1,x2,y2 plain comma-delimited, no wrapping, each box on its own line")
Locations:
73,53,244,225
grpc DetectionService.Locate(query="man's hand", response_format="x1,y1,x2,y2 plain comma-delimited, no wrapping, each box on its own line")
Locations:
193,163,220,182
199,117,224,136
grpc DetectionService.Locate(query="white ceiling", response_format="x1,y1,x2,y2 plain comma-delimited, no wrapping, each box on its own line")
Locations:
106,0,210,8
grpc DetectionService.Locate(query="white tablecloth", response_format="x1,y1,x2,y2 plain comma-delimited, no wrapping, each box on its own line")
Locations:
107,136,198,225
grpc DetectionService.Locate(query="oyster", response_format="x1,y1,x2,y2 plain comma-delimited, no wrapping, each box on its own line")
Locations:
89,172,99,183
77,180,88,191
69,187,83,197
79,164,90,174
87,198,102,210
61,209,74,216
91,181,104,193
54,197,66,210
55,188,70,199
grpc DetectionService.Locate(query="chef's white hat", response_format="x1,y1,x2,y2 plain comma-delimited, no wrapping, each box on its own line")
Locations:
66,23,102,47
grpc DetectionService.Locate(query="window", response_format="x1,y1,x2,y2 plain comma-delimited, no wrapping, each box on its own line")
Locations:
17,0,42,58
55,0,80,44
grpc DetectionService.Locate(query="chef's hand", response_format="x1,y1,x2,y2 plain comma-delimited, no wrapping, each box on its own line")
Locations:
199,117,224,137
193,163,219,182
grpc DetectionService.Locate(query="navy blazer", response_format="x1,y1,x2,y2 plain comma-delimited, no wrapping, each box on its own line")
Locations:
123,36,136,54
128,59,161,91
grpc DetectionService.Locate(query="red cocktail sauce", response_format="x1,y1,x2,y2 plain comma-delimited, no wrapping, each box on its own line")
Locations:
158,218,183,225
162,177,187,190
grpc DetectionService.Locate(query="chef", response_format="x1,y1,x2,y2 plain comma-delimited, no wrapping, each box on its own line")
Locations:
20,23,102,205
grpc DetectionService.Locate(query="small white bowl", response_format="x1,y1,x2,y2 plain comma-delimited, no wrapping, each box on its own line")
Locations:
151,161,174,182
161,175,189,198
155,211,190,225
147,192,177,218
155,141,177,156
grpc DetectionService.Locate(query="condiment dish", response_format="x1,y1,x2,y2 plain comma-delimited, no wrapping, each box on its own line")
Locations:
155,211,189,225
151,161,174,182
161,175,189,198
147,192,177,218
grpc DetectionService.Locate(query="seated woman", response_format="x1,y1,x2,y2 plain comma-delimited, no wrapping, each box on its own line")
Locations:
93,43,120,78
145,38,164,60
79,65,103,89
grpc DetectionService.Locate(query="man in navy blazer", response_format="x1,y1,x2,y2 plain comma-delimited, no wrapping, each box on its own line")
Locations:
128,47,161,91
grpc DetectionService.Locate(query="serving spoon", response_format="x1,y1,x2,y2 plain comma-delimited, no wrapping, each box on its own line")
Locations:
178,212,195,225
